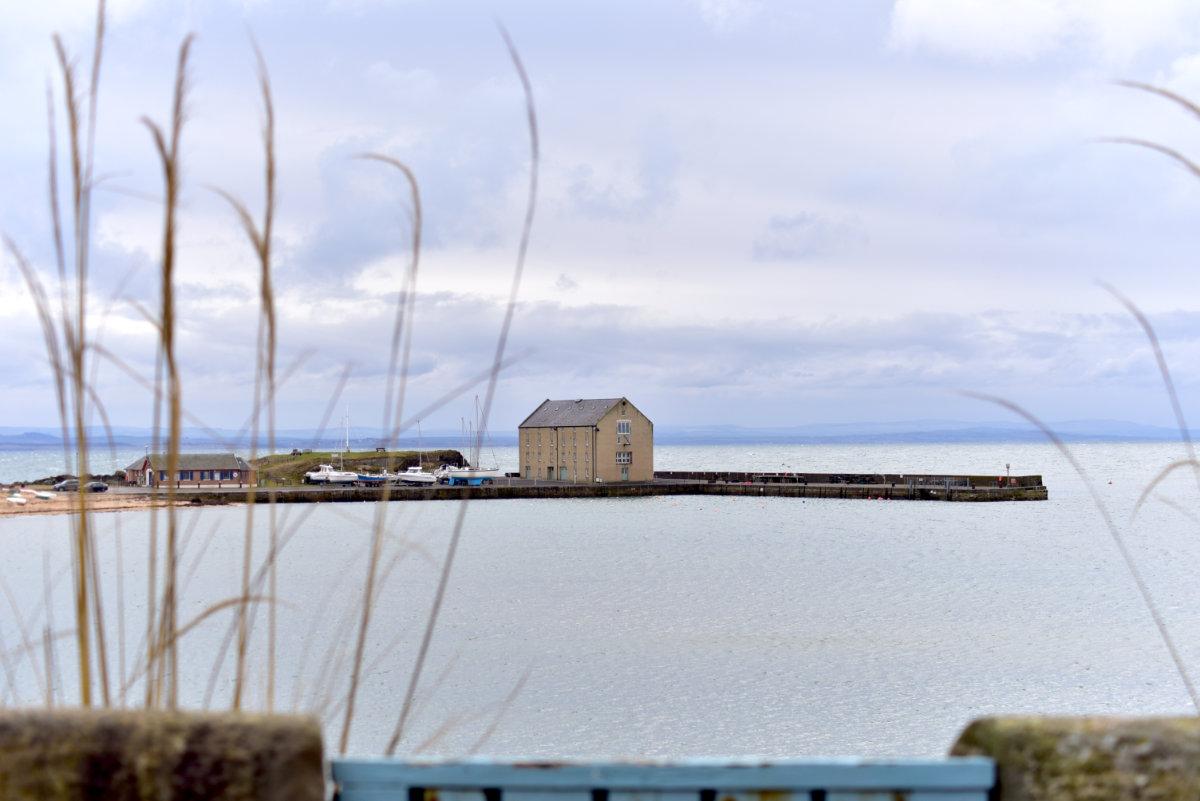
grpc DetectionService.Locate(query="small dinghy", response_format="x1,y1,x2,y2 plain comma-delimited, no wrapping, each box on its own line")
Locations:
5,495,27,506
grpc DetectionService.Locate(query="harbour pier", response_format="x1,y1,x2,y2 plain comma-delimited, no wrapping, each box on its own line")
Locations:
168,470,1047,505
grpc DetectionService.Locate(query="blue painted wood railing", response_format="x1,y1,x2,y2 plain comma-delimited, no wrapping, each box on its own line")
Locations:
330,757,996,801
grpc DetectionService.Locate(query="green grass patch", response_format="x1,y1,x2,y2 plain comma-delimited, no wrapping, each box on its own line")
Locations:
251,449,466,486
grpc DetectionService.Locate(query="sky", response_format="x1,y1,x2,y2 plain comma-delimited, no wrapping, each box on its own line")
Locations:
5,0,1200,433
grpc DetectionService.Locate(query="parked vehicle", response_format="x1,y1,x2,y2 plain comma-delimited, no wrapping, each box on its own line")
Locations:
53,479,79,492
85,481,109,493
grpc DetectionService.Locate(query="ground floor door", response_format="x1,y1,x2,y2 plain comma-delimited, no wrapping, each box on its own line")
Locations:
547,466,554,480
559,467,568,481
524,466,531,479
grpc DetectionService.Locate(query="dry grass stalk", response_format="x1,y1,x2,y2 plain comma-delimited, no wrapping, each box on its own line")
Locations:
338,156,422,755
963,390,1200,712
384,22,539,756
9,2,544,752
214,39,279,712
1,0,111,708
141,34,193,709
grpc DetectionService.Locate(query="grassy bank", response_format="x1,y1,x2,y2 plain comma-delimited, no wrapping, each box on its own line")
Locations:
251,450,466,485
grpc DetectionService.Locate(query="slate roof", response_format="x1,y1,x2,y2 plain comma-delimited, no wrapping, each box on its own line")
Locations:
519,398,625,428
126,453,250,471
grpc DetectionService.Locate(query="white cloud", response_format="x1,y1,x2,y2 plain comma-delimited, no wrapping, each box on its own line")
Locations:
889,0,1200,64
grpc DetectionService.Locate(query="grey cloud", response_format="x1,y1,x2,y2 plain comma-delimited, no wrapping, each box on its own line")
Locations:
752,213,868,262
8,280,1199,429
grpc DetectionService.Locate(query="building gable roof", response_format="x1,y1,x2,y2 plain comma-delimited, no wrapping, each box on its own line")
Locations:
519,398,626,428
129,453,249,471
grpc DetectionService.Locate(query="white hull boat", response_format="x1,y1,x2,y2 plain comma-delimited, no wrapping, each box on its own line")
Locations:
435,465,503,484
5,495,27,506
397,466,436,486
304,464,358,484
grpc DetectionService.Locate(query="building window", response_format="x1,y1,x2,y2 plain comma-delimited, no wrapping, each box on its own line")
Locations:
617,420,631,435
179,471,193,481
616,451,632,465
200,470,213,480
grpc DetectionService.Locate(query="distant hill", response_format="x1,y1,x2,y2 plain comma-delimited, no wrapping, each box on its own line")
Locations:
654,419,1200,444
0,419,1195,448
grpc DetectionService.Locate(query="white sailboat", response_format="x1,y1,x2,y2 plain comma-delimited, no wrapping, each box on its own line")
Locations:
397,420,437,485
437,400,503,485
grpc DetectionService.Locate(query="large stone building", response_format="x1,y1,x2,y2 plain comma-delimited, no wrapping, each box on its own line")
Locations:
518,397,653,482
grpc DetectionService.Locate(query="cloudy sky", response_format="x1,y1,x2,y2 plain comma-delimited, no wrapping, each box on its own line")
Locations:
6,0,1200,433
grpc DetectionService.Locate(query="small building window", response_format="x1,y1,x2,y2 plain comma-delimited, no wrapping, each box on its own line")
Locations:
617,420,631,435
616,452,632,465
178,471,193,481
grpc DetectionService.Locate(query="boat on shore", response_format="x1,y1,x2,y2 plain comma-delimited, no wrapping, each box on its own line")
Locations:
304,464,358,484
397,466,436,486
435,464,502,485
437,398,503,485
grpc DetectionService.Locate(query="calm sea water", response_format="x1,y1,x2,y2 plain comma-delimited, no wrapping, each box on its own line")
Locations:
1,442,1198,758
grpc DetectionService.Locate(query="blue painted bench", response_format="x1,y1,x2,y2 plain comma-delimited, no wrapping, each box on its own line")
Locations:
331,757,996,801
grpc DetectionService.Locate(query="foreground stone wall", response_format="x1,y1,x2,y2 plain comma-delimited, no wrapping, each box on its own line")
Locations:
952,716,1200,801
0,710,322,801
